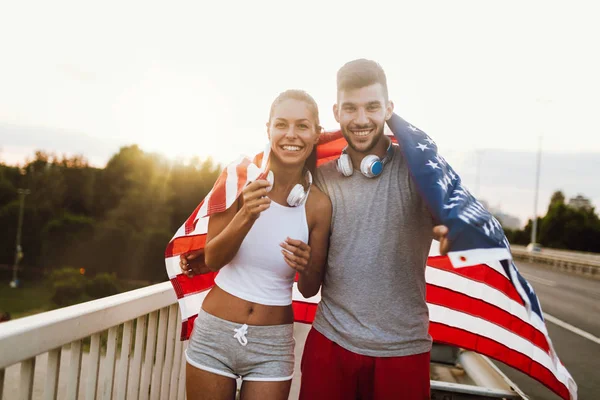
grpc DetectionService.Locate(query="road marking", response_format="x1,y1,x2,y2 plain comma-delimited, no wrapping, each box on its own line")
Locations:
521,273,557,287
544,313,600,345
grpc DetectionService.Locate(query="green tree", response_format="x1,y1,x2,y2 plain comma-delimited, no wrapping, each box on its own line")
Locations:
0,177,16,207
167,157,220,233
59,155,97,216
41,212,95,271
1,144,224,282
49,267,87,307
92,145,146,218
549,190,565,207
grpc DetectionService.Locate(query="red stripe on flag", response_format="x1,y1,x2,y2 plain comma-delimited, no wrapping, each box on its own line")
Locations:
292,301,318,324
184,200,205,235
170,276,184,298
317,137,346,161
429,322,569,400
253,153,264,168
316,156,340,167
236,159,251,197
315,131,345,166
164,234,207,258
317,130,343,145
181,314,198,341
426,284,550,353
427,256,524,305
170,273,216,299
207,166,229,216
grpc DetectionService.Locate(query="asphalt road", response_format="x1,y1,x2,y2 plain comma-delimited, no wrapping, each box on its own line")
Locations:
492,260,600,400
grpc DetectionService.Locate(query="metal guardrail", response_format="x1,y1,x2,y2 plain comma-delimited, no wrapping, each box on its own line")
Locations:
511,245,600,262
511,247,600,279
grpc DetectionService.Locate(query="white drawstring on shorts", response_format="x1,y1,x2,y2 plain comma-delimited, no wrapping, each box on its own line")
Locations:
233,324,249,346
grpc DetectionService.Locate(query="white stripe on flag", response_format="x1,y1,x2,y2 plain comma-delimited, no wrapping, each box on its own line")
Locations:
292,283,321,304
171,222,187,242
260,144,270,172
179,291,208,321
508,261,535,317
225,163,239,209
221,159,262,213
192,191,211,229
166,256,181,279
429,240,441,256
191,214,209,236
429,304,570,389
428,244,508,280
246,163,262,182
447,247,512,268
426,267,549,337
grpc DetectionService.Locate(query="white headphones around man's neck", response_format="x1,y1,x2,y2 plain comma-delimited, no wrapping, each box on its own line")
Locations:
336,139,394,178
266,170,313,207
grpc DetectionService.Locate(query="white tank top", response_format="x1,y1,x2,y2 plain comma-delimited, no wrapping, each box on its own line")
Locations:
214,198,309,306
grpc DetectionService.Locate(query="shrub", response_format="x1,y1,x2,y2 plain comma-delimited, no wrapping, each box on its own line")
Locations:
49,267,86,307
85,273,120,299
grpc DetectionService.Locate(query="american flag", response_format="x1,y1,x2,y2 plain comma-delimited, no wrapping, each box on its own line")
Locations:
165,113,576,400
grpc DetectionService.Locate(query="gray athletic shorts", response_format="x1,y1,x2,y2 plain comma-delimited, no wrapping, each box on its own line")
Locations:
185,308,295,381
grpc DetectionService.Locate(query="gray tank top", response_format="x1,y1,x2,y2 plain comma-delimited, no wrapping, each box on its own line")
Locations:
314,145,434,357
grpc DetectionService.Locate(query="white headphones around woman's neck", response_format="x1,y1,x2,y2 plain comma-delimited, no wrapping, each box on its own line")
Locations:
265,170,312,207
336,139,394,178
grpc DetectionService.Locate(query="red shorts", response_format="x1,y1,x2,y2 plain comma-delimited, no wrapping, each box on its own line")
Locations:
299,328,430,400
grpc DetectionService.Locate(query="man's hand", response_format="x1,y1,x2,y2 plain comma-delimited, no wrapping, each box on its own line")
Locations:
280,237,311,274
433,225,450,256
179,249,210,277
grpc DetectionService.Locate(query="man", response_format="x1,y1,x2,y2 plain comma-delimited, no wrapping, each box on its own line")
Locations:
298,59,448,400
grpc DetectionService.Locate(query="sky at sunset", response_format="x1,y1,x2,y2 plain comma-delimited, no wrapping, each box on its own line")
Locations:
1,0,599,223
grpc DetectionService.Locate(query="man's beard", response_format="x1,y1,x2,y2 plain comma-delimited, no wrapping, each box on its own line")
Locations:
341,124,385,153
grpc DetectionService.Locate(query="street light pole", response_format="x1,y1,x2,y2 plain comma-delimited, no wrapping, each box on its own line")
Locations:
530,98,552,249
530,137,542,246
10,189,31,288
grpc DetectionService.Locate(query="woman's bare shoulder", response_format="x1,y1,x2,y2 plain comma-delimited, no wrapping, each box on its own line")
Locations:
306,185,332,216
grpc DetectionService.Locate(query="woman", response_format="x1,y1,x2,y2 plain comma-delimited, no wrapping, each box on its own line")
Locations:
181,90,331,400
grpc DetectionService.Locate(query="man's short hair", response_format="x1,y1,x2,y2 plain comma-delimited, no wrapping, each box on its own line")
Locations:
336,59,389,101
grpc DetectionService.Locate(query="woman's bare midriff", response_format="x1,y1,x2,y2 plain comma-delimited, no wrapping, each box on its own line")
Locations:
201,285,294,326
